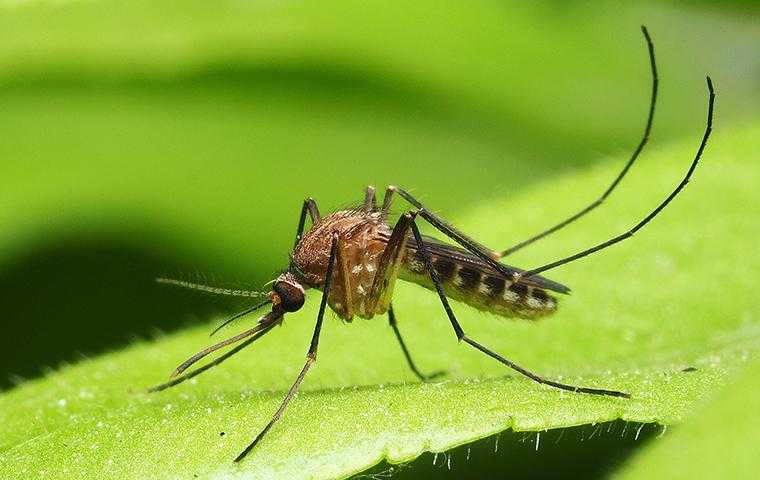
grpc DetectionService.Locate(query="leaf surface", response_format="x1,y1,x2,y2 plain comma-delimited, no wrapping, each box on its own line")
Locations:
1,123,758,479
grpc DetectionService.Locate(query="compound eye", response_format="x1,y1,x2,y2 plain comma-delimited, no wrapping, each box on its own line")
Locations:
274,281,305,312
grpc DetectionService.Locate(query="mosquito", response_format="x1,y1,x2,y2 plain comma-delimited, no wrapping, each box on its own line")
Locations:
149,26,716,463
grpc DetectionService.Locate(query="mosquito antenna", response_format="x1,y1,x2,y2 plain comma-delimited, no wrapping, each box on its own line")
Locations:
209,299,271,337
170,312,280,378
156,277,267,298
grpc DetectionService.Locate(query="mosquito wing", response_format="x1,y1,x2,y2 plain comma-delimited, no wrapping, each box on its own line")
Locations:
416,235,569,293
398,234,568,319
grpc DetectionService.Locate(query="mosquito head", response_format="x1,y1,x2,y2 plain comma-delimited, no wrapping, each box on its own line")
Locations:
271,272,306,313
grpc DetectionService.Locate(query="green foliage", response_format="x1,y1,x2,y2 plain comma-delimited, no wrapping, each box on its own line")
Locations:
616,359,760,479
1,0,758,277
1,123,759,478
0,1,758,478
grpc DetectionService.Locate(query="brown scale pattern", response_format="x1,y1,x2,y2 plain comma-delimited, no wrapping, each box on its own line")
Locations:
399,252,557,320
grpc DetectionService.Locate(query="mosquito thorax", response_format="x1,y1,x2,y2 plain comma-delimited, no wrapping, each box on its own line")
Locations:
272,273,306,312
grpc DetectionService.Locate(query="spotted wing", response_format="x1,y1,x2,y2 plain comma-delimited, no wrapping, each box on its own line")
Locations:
412,234,570,294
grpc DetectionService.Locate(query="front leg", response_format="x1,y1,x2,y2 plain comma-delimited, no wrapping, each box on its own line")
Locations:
234,233,340,462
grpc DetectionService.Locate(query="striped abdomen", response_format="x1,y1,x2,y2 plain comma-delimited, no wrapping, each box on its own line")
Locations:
398,244,560,320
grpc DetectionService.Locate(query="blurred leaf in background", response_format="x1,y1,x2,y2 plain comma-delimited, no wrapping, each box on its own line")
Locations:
2,121,758,479
0,0,758,479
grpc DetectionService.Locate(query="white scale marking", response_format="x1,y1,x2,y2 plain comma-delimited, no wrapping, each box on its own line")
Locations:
503,290,519,303
526,296,544,309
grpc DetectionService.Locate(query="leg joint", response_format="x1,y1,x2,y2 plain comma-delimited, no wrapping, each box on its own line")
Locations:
403,210,420,220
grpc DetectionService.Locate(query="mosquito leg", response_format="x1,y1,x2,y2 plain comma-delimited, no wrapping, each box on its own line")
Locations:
293,197,321,250
394,188,518,282
517,76,714,280
380,185,396,216
366,211,413,314
408,216,630,398
332,236,355,320
234,233,340,463
363,185,377,212
364,212,442,379
399,58,713,287
388,305,445,382
498,26,658,258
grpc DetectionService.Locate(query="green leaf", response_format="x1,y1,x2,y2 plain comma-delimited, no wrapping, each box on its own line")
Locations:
2,121,758,478
616,358,760,479
1,1,759,478
1,0,758,277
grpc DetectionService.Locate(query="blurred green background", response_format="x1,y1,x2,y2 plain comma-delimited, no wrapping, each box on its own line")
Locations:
0,0,757,477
